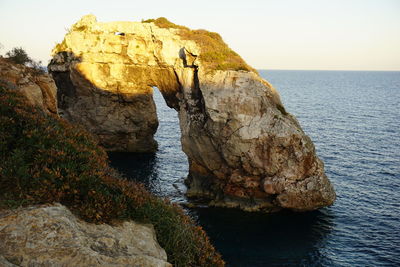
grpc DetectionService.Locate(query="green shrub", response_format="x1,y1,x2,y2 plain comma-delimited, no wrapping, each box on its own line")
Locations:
0,86,224,267
143,17,256,72
5,47,32,65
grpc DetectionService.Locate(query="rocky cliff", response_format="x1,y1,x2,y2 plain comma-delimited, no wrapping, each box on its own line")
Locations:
0,57,57,114
48,15,335,211
0,203,171,267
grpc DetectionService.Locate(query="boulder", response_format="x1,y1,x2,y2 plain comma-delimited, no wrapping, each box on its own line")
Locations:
0,203,171,267
0,57,57,114
48,15,335,211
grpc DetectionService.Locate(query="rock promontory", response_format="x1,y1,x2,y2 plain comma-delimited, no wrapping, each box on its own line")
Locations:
0,203,171,267
48,15,335,211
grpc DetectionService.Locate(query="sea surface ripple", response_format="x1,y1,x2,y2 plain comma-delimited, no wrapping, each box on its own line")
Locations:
109,70,400,266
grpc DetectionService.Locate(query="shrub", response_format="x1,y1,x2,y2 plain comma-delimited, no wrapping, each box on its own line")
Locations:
143,17,189,30
143,17,256,73
0,86,224,267
5,47,32,65
4,47,45,74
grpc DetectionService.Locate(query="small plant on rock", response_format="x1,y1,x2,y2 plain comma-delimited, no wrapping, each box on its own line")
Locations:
5,47,32,65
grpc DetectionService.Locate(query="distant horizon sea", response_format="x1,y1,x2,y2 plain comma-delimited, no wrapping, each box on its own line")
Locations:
109,70,400,266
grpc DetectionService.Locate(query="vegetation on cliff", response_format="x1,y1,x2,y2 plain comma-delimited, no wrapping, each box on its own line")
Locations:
144,17,256,72
54,15,255,72
0,82,224,266
4,47,44,74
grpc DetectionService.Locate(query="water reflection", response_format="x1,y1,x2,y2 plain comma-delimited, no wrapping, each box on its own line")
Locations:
190,207,335,267
108,151,188,202
107,152,159,191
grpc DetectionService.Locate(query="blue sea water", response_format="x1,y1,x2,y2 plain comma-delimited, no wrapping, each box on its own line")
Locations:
108,70,400,266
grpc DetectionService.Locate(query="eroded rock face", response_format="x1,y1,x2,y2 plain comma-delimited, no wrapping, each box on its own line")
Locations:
0,57,57,114
182,70,335,211
49,15,335,211
0,203,171,267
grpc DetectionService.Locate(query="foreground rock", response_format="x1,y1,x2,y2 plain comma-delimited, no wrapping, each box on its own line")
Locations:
0,57,57,114
0,203,171,267
49,15,335,211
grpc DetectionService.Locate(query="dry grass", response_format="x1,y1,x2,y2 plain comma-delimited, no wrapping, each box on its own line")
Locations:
143,17,257,72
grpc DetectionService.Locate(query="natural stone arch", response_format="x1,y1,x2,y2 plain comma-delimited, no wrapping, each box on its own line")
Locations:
49,15,335,212
50,51,183,152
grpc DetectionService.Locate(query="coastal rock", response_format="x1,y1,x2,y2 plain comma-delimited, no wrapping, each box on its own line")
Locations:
0,57,57,114
0,203,171,267
48,15,335,211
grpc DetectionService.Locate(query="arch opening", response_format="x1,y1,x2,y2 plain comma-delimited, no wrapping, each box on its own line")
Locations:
107,87,189,201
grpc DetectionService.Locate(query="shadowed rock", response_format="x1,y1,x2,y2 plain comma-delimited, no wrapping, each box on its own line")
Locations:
0,57,57,114
0,204,171,266
48,15,335,211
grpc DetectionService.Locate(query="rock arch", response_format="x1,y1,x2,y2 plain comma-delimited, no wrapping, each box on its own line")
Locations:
49,15,335,211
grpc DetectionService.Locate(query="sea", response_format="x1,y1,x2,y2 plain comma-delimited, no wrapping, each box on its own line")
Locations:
108,70,400,267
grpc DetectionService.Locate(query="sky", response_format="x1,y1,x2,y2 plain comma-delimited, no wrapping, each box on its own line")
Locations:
0,0,399,70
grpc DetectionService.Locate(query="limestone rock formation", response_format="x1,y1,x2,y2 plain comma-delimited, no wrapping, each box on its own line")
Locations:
0,57,57,114
0,203,171,267
49,15,335,211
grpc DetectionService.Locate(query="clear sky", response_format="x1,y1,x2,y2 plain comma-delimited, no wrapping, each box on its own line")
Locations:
0,0,399,70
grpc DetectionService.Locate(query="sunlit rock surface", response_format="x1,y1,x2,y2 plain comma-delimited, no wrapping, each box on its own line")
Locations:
49,15,335,211
0,203,171,267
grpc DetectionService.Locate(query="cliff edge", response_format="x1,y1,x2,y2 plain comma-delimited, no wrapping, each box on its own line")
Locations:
0,204,171,267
